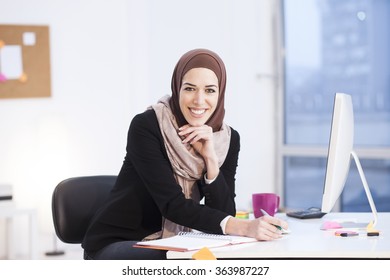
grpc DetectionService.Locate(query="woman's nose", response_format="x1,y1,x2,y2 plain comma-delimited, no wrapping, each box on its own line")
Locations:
193,91,205,105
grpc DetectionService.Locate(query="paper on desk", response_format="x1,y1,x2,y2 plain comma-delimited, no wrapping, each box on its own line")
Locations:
321,219,368,230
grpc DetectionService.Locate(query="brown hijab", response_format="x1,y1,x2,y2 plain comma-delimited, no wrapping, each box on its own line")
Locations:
169,48,227,132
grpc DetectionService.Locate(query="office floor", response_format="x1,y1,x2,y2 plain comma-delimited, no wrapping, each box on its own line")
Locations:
0,233,84,260
40,243,84,260
0,248,84,260
41,248,84,260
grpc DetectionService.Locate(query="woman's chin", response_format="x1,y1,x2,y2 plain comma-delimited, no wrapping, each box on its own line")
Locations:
187,120,207,127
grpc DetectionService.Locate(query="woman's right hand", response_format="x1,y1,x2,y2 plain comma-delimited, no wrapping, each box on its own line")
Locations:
225,215,289,241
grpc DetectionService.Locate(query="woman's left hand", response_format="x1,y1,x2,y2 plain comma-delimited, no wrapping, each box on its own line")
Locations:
178,124,216,160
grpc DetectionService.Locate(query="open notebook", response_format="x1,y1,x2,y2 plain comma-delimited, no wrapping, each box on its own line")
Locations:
134,232,257,252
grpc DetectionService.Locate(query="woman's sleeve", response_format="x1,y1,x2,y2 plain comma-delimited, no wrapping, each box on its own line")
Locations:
127,111,235,234
199,128,240,216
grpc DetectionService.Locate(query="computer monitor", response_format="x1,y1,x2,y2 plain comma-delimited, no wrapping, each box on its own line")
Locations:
321,93,378,226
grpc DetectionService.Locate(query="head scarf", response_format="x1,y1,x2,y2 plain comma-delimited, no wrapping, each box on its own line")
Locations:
169,48,227,132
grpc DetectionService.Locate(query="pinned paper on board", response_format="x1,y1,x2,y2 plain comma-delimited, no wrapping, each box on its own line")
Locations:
0,25,51,98
0,45,23,81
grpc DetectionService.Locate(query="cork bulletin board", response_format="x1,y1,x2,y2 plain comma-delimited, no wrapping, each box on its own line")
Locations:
0,24,51,99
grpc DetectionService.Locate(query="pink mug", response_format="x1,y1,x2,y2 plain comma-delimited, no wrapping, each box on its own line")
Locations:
252,193,280,218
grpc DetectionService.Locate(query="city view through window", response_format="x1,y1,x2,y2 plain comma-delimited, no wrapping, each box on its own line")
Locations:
282,0,390,212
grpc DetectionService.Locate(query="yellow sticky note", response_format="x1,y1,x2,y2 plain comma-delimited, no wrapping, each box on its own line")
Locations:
192,247,217,260
367,221,375,232
235,211,249,219
366,221,380,234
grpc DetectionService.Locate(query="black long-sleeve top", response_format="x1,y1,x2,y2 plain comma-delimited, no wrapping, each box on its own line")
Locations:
82,109,240,253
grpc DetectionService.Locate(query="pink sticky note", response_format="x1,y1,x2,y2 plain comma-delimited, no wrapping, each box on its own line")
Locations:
321,221,342,230
0,73,7,83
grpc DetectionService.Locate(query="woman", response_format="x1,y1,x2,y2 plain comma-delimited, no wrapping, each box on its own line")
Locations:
82,48,288,260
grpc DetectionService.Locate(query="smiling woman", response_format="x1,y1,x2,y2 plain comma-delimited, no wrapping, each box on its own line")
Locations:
169,49,227,132
81,48,288,260
179,68,219,128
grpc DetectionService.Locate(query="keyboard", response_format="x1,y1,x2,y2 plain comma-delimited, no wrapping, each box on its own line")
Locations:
286,207,327,219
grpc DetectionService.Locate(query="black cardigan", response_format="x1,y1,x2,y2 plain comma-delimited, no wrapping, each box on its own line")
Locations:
82,109,240,253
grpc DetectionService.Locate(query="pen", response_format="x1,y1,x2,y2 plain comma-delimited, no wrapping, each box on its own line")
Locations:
260,209,283,231
340,232,359,237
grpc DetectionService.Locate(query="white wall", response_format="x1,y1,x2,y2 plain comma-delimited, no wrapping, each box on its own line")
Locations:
128,0,278,210
0,0,277,258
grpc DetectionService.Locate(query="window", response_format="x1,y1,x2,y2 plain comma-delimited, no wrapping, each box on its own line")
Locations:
281,0,390,212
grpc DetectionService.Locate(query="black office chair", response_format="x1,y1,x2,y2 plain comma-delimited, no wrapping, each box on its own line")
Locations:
51,175,117,243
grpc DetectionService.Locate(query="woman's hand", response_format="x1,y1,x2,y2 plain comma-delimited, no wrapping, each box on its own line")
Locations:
178,124,215,158
225,215,289,241
178,124,219,180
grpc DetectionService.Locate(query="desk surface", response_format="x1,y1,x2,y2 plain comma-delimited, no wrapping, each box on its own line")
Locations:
167,212,390,259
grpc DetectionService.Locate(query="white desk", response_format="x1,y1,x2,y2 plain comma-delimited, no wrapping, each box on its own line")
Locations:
0,205,38,259
167,212,390,259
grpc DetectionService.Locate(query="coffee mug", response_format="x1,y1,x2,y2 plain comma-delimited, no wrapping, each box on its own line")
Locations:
252,193,280,218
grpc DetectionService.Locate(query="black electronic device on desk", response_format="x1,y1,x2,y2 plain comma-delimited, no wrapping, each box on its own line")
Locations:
286,207,327,219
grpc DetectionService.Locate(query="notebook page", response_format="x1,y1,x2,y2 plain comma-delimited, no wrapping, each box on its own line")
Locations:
135,234,231,251
178,232,257,244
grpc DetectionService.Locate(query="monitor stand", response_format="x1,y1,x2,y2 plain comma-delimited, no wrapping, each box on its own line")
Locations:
349,150,378,227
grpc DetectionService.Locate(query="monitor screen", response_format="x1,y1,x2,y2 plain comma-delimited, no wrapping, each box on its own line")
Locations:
321,93,354,213
321,93,378,226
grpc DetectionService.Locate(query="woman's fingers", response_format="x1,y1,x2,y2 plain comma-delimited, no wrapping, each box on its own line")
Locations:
249,217,287,241
178,125,213,144
262,215,289,231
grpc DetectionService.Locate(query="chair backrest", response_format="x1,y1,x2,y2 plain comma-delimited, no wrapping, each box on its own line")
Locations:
51,175,117,243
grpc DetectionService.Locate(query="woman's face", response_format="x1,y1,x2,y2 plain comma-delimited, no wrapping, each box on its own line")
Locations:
179,67,219,127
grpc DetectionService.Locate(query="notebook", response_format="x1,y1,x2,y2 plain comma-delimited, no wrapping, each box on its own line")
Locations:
134,231,257,252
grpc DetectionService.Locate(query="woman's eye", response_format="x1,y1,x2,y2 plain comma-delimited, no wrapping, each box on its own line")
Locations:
206,88,216,94
184,87,195,91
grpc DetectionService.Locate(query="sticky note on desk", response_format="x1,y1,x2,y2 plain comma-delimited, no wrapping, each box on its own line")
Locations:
366,221,376,232
366,221,380,235
321,221,342,230
192,247,217,260
235,211,249,219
